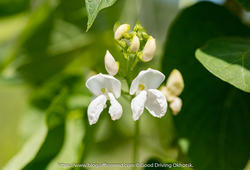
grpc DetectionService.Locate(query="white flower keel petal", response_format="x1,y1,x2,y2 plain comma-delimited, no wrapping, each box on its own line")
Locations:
131,90,147,121
145,89,167,118
87,94,107,125
170,96,182,115
107,92,123,121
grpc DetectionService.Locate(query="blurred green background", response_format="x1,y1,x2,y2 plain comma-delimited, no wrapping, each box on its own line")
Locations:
1,0,250,170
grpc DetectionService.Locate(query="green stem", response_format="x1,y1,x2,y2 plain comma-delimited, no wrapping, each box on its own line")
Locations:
131,57,139,69
125,57,132,88
133,119,140,169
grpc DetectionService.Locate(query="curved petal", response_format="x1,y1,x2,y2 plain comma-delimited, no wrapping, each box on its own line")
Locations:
169,96,182,115
107,92,123,120
166,69,184,96
145,89,167,118
87,94,107,125
105,50,118,76
131,90,147,121
86,73,121,98
130,68,165,95
142,36,156,62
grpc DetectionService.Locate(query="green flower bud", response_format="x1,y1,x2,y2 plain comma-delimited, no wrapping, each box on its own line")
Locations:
114,24,130,40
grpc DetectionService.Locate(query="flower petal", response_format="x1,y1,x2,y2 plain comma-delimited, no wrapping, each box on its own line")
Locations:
105,50,118,76
145,89,167,118
169,96,182,115
87,94,107,125
107,92,123,120
142,36,156,62
114,24,130,40
130,68,165,95
166,69,184,96
86,73,121,98
131,90,147,121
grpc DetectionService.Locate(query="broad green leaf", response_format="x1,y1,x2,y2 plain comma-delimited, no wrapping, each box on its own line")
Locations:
3,89,68,170
29,74,83,110
3,125,48,170
235,0,250,11
0,1,58,72
0,13,28,44
47,113,85,170
196,37,250,92
85,0,117,31
162,2,250,170
0,0,29,17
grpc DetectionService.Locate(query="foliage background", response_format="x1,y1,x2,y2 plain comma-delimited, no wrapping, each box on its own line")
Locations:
0,0,250,170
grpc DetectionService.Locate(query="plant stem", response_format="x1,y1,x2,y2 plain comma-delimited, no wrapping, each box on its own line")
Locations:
133,119,140,169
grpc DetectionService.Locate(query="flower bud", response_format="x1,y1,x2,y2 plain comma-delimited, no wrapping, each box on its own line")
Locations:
170,97,182,115
166,69,184,96
114,24,130,40
141,36,156,62
105,50,118,76
130,34,140,53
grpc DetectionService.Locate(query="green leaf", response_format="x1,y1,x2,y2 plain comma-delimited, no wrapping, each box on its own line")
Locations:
85,0,117,31
29,74,83,110
46,113,85,170
234,0,250,11
3,89,68,170
196,37,250,92
162,2,250,170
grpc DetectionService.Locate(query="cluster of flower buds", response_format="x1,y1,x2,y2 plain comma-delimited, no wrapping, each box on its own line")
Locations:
114,21,156,62
160,69,184,115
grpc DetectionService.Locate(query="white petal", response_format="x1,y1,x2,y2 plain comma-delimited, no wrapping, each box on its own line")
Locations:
87,94,107,125
145,89,167,118
166,69,184,96
142,36,156,62
86,73,121,98
130,68,165,95
105,50,118,76
107,92,122,120
114,24,130,40
130,34,140,52
131,90,147,121
170,96,182,115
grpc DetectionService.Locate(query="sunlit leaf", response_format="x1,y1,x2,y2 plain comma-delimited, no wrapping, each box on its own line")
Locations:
3,89,69,170
196,37,250,92
47,113,85,170
162,2,250,170
85,0,117,31
0,1,59,71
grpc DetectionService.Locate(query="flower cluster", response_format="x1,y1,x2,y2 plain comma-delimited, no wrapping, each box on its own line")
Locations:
85,22,184,125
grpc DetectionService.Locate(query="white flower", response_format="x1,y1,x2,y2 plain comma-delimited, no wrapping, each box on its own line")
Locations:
104,50,119,76
86,73,123,125
114,24,130,40
130,34,140,52
129,68,167,121
141,36,156,62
